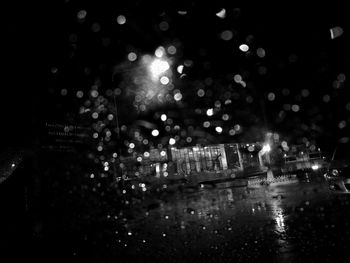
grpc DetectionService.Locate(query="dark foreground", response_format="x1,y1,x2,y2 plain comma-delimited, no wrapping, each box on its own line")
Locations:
1,158,350,263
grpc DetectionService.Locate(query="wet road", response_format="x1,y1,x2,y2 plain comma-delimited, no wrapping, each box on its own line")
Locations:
107,175,350,263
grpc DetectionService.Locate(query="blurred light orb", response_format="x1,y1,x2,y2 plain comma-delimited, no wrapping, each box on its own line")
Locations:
151,129,159,136
169,138,176,145
77,10,87,19
323,94,330,103
137,157,142,162
291,104,300,112
267,92,276,101
77,90,84,99
117,15,126,25
159,21,169,31
256,48,266,58
113,152,118,158
234,124,241,131
239,44,249,52
160,150,166,157
155,46,166,58
234,74,242,83
161,114,167,121
160,76,170,85
229,129,236,136
197,89,205,97
177,65,184,74
129,143,135,149
92,112,99,119
216,8,226,19
215,126,223,133
167,45,177,55
107,114,114,121
206,108,214,116
61,89,67,96
144,152,150,158
222,114,229,121
203,121,210,128
150,58,170,79
128,52,137,61
174,93,182,101
220,30,233,41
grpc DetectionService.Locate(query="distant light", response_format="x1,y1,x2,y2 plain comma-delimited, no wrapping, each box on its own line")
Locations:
167,45,177,55
178,10,187,15
234,124,241,131
97,146,103,151
104,166,109,171
177,65,184,74
311,164,319,171
151,129,159,136
338,120,347,129
144,152,150,158
150,59,170,79
129,143,135,149
220,30,233,41
92,112,99,119
117,15,126,25
197,89,205,97
127,52,137,61
169,138,176,145
77,10,87,19
174,93,182,101
239,44,249,52
291,104,300,112
11,163,15,168
161,114,167,121
77,90,84,99
137,157,142,162
323,94,330,103
330,26,343,39
256,48,266,58
234,74,242,83
90,173,94,179
222,114,229,121
61,89,67,96
160,150,166,157
206,108,214,116
267,92,276,101
216,8,226,19
159,21,169,31
215,126,223,133
113,152,118,158
160,76,170,85
229,129,236,136
107,114,114,121
155,46,165,58
203,121,210,128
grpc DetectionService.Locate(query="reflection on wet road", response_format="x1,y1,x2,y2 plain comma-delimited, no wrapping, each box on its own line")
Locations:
114,177,341,262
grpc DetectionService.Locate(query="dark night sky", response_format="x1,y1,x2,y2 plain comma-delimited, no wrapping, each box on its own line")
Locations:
2,2,350,155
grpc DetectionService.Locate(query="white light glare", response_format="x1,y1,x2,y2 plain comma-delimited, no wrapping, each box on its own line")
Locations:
261,144,271,153
152,129,159,136
169,138,176,145
216,8,226,19
150,59,170,79
311,164,319,171
161,114,167,121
